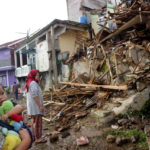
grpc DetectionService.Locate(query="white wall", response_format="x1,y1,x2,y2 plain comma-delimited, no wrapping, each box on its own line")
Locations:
66,0,107,23
110,0,121,5
83,0,106,9
66,0,83,22
61,64,70,81
36,40,49,72
73,59,90,78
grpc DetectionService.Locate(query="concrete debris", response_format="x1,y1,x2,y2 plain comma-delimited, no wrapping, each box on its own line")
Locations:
50,134,59,143
118,119,129,126
61,131,70,138
106,134,116,143
116,136,130,146
76,136,89,146
131,135,139,143
42,2,150,148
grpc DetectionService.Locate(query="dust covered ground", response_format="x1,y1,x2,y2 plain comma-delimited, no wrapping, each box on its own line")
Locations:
14,94,148,150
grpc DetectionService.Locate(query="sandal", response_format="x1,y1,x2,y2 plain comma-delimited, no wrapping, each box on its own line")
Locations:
35,138,47,144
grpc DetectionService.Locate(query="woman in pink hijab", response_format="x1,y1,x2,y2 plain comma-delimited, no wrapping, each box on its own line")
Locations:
26,69,47,144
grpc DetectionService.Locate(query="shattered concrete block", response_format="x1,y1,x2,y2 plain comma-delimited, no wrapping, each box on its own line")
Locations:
127,146,136,150
144,125,150,150
131,135,139,143
116,136,129,146
61,131,70,138
118,119,129,126
113,87,150,115
76,136,89,146
50,134,59,143
129,48,139,64
137,51,150,64
106,135,116,143
136,82,146,91
91,110,111,118
117,64,130,74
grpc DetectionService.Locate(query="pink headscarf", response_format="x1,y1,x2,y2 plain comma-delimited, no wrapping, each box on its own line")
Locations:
25,69,39,92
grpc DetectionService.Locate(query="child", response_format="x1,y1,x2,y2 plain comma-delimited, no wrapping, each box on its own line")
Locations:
0,86,31,150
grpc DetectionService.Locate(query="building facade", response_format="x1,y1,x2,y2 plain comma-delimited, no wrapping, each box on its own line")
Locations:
14,19,90,91
0,39,25,88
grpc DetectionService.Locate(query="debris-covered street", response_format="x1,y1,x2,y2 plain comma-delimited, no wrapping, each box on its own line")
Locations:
1,0,150,150
21,0,150,149
21,96,149,150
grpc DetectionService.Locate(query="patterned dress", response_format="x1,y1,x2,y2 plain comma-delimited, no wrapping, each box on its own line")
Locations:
26,81,44,140
26,81,44,116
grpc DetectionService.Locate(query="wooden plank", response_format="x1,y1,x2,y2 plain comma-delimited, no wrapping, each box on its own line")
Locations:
43,117,51,122
107,58,114,85
60,82,128,90
98,69,109,81
100,15,145,43
59,78,76,91
114,53,119,83
125,42,145,50
100,45,106,58
44,101,65,107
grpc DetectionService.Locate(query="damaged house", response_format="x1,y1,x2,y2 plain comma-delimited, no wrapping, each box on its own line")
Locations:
66,0,121,33
62,0,150,115
14,19,90,91
41,0,150,136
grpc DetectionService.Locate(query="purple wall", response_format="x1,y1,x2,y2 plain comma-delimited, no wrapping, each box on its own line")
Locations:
8,70,16,86
0,48,16,87
0,48,10,60
0,69,16,87
0,71,7,87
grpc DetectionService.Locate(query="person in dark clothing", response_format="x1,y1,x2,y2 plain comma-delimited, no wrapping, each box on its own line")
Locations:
13,82,19,100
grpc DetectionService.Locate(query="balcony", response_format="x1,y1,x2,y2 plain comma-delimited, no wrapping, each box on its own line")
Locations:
15,65,31,77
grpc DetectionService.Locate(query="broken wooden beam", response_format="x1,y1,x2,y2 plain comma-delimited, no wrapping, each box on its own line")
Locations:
59,82,128,90
43,117,51,122
100,15,146,43
44,101,65,107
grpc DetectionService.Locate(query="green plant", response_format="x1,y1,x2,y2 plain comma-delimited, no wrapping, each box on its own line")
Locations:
4,88,9,94
68,63,73,81
103,129,148,149
99,61,108,73
127,98,150,118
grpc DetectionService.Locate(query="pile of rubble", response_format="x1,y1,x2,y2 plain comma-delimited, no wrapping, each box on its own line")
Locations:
43,0,150,133
66,0,150,89
43,75,111,131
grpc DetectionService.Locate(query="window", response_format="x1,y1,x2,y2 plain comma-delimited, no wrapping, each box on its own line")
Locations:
29,54,36,69
16,52,20,67
22,53,27,66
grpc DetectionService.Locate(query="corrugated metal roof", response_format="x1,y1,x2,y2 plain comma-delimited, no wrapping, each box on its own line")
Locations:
14,19,90,51
29,19,90,42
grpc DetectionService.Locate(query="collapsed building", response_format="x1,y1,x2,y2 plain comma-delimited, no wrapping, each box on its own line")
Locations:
43,0,150,131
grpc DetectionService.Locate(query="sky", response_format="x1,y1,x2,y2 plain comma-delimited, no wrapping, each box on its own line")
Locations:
0,0,68,45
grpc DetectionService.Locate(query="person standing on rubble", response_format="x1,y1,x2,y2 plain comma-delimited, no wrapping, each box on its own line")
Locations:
25,69,47,144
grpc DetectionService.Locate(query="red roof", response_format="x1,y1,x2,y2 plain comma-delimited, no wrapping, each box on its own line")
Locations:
0,38,25,48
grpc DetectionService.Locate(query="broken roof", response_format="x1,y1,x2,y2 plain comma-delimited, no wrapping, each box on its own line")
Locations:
28,19,90,42
14,19,90,50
